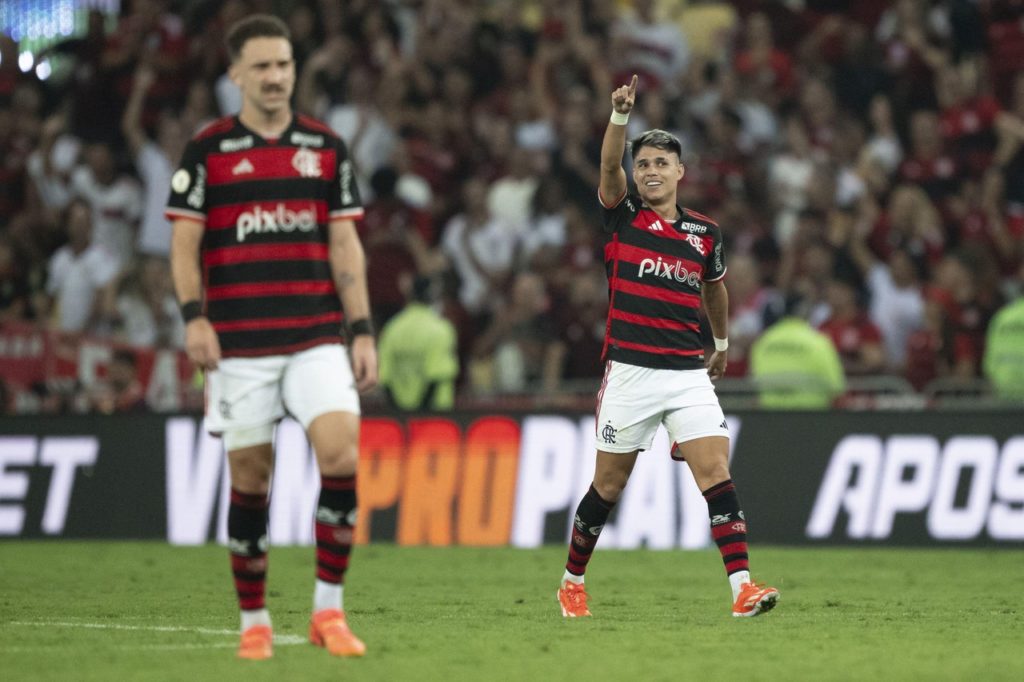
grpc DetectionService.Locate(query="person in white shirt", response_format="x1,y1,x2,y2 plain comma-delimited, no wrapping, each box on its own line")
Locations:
440,177,518,317
70,142,142,269
45,198,119,333
121,64,187,258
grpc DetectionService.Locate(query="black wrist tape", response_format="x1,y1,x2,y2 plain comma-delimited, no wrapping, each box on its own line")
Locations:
180,300,203,323
348,318,374,337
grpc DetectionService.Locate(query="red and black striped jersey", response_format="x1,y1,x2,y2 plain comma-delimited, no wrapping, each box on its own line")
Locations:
600,190,726,370
165,114,363,357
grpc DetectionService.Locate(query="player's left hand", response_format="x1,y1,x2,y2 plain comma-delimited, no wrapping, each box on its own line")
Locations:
350,335,378,392
706,350,727,381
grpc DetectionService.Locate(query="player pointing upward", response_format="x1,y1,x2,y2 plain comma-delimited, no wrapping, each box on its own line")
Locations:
556,75,779,618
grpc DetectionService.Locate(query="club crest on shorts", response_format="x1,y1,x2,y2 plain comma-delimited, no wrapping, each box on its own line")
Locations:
601,421,617,445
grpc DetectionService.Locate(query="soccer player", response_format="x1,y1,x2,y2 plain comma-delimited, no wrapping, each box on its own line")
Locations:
167,15,376,660
556,75,780,619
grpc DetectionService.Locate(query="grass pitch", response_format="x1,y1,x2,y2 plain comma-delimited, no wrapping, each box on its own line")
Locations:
1,543,1021,681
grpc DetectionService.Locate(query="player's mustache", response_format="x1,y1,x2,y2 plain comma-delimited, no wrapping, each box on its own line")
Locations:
262,85,286,93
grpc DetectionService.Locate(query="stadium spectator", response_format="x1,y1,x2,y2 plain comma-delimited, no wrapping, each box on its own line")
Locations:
85,348,146,414
610,0,690,93
842,209,926,373
734,11,795,106
768,115,819,245
0,236,30,323
723,252,782,378
121,63,187,258
749,301,846,409
359,167,438,327
44,198,119,334
377,274,459,411
818,276,887,376
25,114,80,220
110,256,184,349
486,146,540,235
166,15,375,661
469,271,561,395
70,141,143,269
552,264,607,387
899,109,961,205
520,175,569,272
324,63,398,200
439,177,517,321
556,76,779,621
983,293,1024,400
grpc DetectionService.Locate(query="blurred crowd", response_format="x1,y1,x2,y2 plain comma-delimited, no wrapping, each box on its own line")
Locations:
2,0,1024,414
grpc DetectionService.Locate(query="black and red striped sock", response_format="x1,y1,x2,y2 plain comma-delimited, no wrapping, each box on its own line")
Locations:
228,488,269,612
702,479,750,576
315,475,357,586
565,485,615,578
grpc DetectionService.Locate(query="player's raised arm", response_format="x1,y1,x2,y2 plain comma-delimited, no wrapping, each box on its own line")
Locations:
599,74,637,207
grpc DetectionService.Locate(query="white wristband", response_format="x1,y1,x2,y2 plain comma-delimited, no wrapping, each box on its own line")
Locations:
610,110,630,125
714,337,729,352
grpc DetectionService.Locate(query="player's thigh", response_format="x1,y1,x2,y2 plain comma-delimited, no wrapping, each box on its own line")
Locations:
204,355,287,441
282,344,361,427
282,344,361,472
306,411,360,476
594,361,665,454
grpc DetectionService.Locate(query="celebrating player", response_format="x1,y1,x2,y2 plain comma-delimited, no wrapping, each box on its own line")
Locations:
556,75,780,618
167,15,376,659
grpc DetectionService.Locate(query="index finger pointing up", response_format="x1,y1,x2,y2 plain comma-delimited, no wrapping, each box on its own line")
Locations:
628,74,638,95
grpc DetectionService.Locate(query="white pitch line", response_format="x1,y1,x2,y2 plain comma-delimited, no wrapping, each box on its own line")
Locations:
11,621,237,635
7,621,307,646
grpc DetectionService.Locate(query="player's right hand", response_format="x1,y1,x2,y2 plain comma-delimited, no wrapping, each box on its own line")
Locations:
612,74,638,114
185,318,221,370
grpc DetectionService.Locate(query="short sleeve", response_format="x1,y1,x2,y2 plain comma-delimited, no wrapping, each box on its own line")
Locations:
328,136,363,220
601,192,639,235
165,139,208,224
703,224,727,282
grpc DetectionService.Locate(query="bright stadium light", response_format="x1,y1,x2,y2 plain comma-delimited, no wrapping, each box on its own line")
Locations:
19,51,34,73
35,59,52,80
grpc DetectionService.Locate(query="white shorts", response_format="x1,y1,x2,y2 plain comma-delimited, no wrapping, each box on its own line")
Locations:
595,361,728,455
204,343,360,438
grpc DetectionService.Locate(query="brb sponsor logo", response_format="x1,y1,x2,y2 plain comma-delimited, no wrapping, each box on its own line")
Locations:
638,257,701,287
807,434,1024,541
236,203,317,242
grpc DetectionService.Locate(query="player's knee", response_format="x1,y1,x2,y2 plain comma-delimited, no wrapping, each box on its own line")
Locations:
693,462,732,491
593,473,629,503
315,442,359,476
227,446,274,494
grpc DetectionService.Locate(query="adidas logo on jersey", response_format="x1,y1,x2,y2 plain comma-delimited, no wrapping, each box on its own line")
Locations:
232,158,254,175
647,220,663,231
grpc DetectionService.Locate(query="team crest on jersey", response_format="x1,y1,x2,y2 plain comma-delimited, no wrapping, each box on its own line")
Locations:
292,148,322,178
686,233,707,255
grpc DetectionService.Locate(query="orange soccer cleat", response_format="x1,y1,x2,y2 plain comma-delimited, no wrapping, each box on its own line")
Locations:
732,581,780,618
237,624,273,660
309,609,366,657
557,581,592,618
